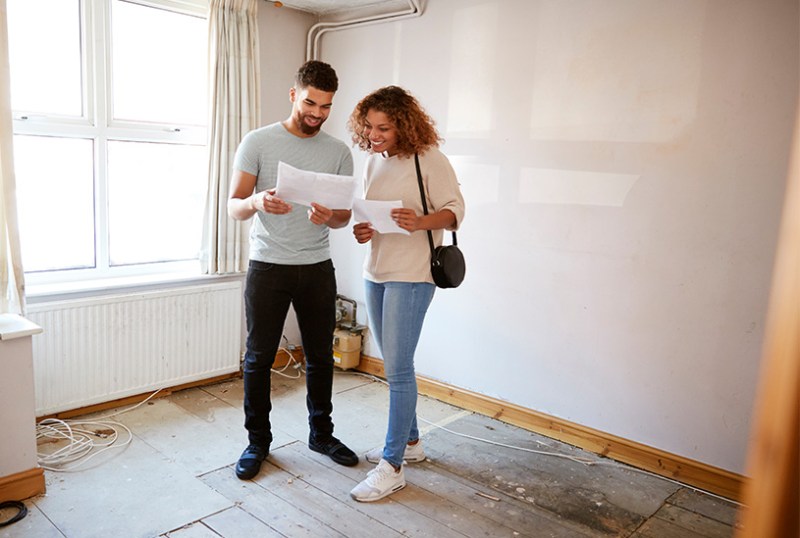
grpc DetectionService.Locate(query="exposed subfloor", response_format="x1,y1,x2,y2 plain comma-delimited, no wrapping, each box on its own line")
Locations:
2,370,740,537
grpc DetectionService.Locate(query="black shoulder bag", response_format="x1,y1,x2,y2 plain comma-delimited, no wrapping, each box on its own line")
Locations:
414,153,465,288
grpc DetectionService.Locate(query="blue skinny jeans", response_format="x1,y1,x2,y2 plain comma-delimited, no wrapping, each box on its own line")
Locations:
365,279,435,468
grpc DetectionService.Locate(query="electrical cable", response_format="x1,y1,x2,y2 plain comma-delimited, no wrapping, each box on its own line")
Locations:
0,501,27,528
35,346,310,472
35,389,163,472
271,335,304,379
415,416,597,465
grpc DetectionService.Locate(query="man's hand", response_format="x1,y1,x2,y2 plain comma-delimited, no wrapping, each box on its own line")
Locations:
252,189,292,214
308,203,333,225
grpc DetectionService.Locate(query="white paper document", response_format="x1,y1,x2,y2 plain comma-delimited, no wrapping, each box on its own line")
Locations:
352,199,410,235
274,161,357,209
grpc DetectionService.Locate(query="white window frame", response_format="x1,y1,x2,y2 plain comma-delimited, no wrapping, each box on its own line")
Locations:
14,0,210,291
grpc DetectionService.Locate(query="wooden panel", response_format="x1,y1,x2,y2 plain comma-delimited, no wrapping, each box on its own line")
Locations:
0,467,45,503
357,355,744,501
735,104,800,537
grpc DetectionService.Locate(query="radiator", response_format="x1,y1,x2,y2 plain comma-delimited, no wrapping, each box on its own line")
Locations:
27,281,243,416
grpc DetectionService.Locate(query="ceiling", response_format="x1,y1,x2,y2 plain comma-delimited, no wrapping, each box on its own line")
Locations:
264,0,412,16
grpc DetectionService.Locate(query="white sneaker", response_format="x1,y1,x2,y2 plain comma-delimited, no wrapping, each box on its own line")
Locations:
350,459,406,502
365,441,426,464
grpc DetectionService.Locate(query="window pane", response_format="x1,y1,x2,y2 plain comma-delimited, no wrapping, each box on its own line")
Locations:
107,141,207,266
111,0,207,125
7,0,83,117
14,136,95,272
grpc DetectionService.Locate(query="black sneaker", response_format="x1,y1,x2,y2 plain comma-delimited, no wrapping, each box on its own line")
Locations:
235,444,269,480
308,435,358,467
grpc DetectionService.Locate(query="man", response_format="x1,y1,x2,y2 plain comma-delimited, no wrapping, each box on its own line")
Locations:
227,60,357,480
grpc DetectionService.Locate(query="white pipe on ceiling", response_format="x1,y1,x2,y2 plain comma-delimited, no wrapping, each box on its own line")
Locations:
305,0,422,61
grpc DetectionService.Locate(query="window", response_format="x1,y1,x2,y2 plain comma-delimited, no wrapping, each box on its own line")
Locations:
8,0,208,285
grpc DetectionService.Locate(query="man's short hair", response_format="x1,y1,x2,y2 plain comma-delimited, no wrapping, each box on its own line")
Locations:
295,60,339,92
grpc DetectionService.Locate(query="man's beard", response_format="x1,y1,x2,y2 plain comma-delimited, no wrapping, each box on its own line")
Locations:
295,112,324,135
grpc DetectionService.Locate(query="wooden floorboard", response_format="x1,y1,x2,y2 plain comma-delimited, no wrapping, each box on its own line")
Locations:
252,458,404,538
13,375,741,538
632,516,713,538
665,488,739,527
645,504,734,538
275,442,472,538
405,461,595,537
201,466,346,537
197,377,739,538
420,411,681,537
202,507,285,538
275,440,597,537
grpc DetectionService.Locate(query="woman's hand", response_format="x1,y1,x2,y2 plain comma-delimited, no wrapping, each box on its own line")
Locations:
353,222,375,243
391,208,421,232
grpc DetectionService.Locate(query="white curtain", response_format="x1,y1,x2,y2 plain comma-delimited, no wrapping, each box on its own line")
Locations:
201,0,260,274
0,0,25,315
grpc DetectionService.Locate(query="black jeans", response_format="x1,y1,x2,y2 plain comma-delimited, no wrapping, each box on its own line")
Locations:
243,259,337,448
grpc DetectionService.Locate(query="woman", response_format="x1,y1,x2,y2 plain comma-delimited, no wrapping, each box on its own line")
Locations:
347,86,465,502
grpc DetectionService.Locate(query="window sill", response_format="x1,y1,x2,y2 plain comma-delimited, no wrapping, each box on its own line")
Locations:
25,271,245,304
0,314,43,340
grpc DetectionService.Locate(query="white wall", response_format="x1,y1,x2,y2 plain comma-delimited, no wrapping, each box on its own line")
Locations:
260,0,798,474
258,4,316,125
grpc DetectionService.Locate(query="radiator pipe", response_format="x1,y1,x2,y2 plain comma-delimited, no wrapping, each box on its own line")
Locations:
305,0,423,61
336,293,359,331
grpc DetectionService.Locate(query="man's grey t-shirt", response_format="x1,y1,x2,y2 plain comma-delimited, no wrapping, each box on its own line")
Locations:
233,122,354,265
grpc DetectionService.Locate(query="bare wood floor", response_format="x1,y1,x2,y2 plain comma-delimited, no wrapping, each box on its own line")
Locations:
3,370,740,537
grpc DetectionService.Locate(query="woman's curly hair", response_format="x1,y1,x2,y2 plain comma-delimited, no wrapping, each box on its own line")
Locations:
348,86,442,157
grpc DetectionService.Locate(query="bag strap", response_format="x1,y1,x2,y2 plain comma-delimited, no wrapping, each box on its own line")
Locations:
414,153,436,255
414,153,457,253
